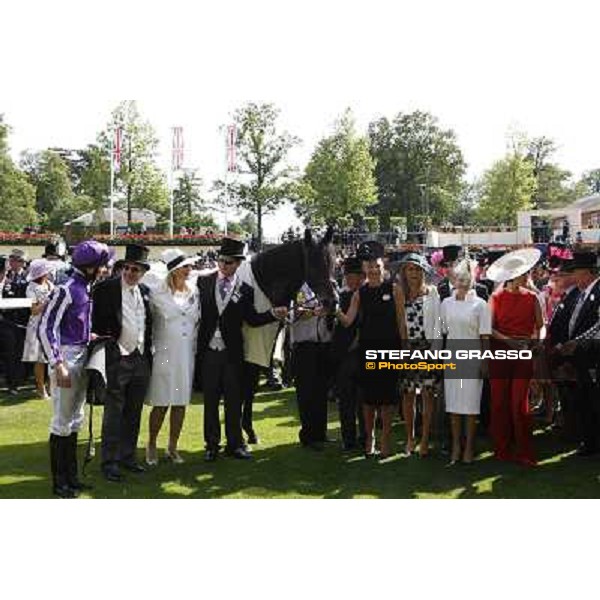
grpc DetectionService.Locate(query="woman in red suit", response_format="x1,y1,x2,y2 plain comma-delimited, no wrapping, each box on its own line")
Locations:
487,249,543,466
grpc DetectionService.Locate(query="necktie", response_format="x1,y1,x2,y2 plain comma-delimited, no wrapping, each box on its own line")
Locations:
569,292,585,336
219,278,230,300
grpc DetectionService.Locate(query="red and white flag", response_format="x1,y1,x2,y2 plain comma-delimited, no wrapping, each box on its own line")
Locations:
226,124,237,173
112,127,122,172
172,126,184,171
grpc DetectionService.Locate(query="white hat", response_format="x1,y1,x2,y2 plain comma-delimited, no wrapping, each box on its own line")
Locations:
27,258,52,282
161,248,197,273
486,248,541,283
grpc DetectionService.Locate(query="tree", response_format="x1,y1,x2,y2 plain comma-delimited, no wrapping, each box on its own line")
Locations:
238,212,257,237
448,181,481,226
213,102,300,248
525,136,575,208
368,111,466,230
476,152,537,225
0,116,38,231
99,101,169,223
172,171,204,223
52,144,110,207
577,168,600,196
21,150,74,224
296,109,377,226
47,194,97,231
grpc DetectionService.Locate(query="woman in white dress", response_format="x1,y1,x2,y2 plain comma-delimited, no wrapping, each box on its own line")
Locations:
144,249,200,465
440,260,492,464
22,259,55,398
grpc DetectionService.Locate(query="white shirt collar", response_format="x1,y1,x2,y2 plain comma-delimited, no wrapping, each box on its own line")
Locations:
121,279,139,294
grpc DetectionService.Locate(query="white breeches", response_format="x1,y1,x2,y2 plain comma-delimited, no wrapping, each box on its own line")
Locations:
49,345,88,437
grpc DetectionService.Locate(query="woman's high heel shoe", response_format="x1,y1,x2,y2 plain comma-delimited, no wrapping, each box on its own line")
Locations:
403,442,415,457
145,445,158,466
364,439,379,459
165,449,185,464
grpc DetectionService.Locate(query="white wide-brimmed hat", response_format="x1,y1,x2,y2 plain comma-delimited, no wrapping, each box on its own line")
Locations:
486,248,541,283
27,258,52,282
161,248,197,273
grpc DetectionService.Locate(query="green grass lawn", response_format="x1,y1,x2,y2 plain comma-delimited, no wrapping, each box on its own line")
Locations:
1,387,599,498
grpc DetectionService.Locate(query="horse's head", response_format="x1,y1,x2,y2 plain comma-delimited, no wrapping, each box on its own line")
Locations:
302,226,338,312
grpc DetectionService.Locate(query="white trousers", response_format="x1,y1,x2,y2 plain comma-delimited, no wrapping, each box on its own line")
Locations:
49,345,88,437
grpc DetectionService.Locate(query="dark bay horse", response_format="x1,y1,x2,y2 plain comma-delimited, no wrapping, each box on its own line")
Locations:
250,227,338,311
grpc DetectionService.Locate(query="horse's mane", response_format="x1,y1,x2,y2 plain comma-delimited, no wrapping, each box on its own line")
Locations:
250,241,305,306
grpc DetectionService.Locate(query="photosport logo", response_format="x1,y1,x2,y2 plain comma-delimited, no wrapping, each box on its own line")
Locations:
360,340,537,380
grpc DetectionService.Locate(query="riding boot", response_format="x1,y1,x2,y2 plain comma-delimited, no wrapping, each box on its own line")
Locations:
51,435,75,499
67,433,91,492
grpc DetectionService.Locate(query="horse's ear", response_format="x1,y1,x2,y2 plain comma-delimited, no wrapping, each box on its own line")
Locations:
322,226,334,245
303,228,313,246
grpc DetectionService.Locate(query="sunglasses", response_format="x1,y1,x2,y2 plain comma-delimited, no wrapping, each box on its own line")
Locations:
218,258,237,266
122,265,143,274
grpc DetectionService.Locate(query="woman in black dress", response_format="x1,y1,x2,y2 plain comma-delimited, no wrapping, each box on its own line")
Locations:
337,253,406,458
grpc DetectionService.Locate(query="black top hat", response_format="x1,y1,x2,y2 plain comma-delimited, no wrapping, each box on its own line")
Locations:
43,241,66,259
343,256,363,274
476,252,488,267
219,238,246,259
356,240,384,261
484,249,507,265
120,244,151,270
561,251,598,271
399,252,432,273
441,245,461,265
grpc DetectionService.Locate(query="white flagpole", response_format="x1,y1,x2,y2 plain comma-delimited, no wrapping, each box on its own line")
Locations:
169,168,174,238
110,131,115,238
224,125,233,236
224,170,229,236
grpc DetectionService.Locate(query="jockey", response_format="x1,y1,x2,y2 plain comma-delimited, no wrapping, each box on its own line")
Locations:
39,240,110,498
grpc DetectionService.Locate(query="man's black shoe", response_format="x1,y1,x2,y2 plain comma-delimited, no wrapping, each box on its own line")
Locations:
576,443,598,457
204,449,218,462
246,431,260,445
121,461,146,473
303,441,324,452
53,483,77,499
227,447,252,460
102,466,123,482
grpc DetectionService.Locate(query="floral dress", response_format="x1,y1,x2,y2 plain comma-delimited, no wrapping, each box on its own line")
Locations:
402,295,437,393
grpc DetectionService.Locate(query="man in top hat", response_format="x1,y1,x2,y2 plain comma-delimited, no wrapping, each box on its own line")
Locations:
196,238,288,461
0,249,30,396
545,253,579,439
557,251,600,455
91,244,154,481
332,256,366,450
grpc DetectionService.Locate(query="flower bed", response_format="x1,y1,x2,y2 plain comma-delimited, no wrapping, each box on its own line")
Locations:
0,231,239,247
92,233,230,246
0,232,57,245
